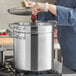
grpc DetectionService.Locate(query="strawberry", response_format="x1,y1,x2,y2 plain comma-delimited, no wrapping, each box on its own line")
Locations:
31,15,37,23
3,32,8,35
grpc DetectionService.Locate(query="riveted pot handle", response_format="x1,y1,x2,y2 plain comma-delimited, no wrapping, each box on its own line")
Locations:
9,23,14,29
9,33,18,38
47,20,57,26
9,23,19,29
9,33,26,39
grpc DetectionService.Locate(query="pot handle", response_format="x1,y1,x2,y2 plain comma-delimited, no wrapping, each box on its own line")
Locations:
47,20,57,26
9,23,26,30
9,23,19,29
9,33,18,38
9,33,26,39
9,23,14,29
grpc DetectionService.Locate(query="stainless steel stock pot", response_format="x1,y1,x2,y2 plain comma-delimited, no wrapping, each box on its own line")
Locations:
9,21,56,71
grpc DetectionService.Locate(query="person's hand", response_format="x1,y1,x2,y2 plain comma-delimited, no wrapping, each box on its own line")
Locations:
21,0,36,7
27,1,36,7
32,2,47,15
27,1,49,15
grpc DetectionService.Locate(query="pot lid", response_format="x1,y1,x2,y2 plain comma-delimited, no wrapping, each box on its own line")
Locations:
8,7,32,16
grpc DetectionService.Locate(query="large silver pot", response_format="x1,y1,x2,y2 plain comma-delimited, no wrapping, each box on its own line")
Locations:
9,21,56,71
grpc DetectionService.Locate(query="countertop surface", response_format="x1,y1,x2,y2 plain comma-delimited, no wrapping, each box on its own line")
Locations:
0,35,9,38
0,37,13,45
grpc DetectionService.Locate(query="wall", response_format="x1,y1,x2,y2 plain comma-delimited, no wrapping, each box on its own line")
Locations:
0,0,55,29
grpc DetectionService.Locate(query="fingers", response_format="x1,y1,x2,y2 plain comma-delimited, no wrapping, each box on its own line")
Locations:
23,0,29,7
32,9,39,15
27,1,36,7
27,1,32,6
32,3,40,15
26,1,43,15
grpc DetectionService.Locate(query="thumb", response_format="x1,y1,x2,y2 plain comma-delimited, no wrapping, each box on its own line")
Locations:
27,1,32,5
27,1,36,7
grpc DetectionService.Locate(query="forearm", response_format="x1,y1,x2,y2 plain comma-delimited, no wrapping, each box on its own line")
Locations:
48,4,57,16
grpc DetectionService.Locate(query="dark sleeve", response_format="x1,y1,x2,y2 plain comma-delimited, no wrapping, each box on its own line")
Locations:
57,6,76,26
37,11,56,22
